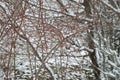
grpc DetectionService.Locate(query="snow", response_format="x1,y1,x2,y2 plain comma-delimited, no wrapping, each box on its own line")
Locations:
106,72,116,78
0,0,120,80
0,2,6,13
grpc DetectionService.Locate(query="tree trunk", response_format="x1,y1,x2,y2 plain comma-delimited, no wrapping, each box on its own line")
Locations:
83,0,100,79
87,30,100,80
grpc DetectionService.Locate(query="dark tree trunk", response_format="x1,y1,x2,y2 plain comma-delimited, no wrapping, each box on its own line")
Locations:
87,30,100,80
83,0,100,79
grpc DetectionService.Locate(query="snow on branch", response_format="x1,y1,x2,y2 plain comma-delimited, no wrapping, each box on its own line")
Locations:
100,0,120,14
79,46,94,53
45,63,57,80
108,60,120,70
